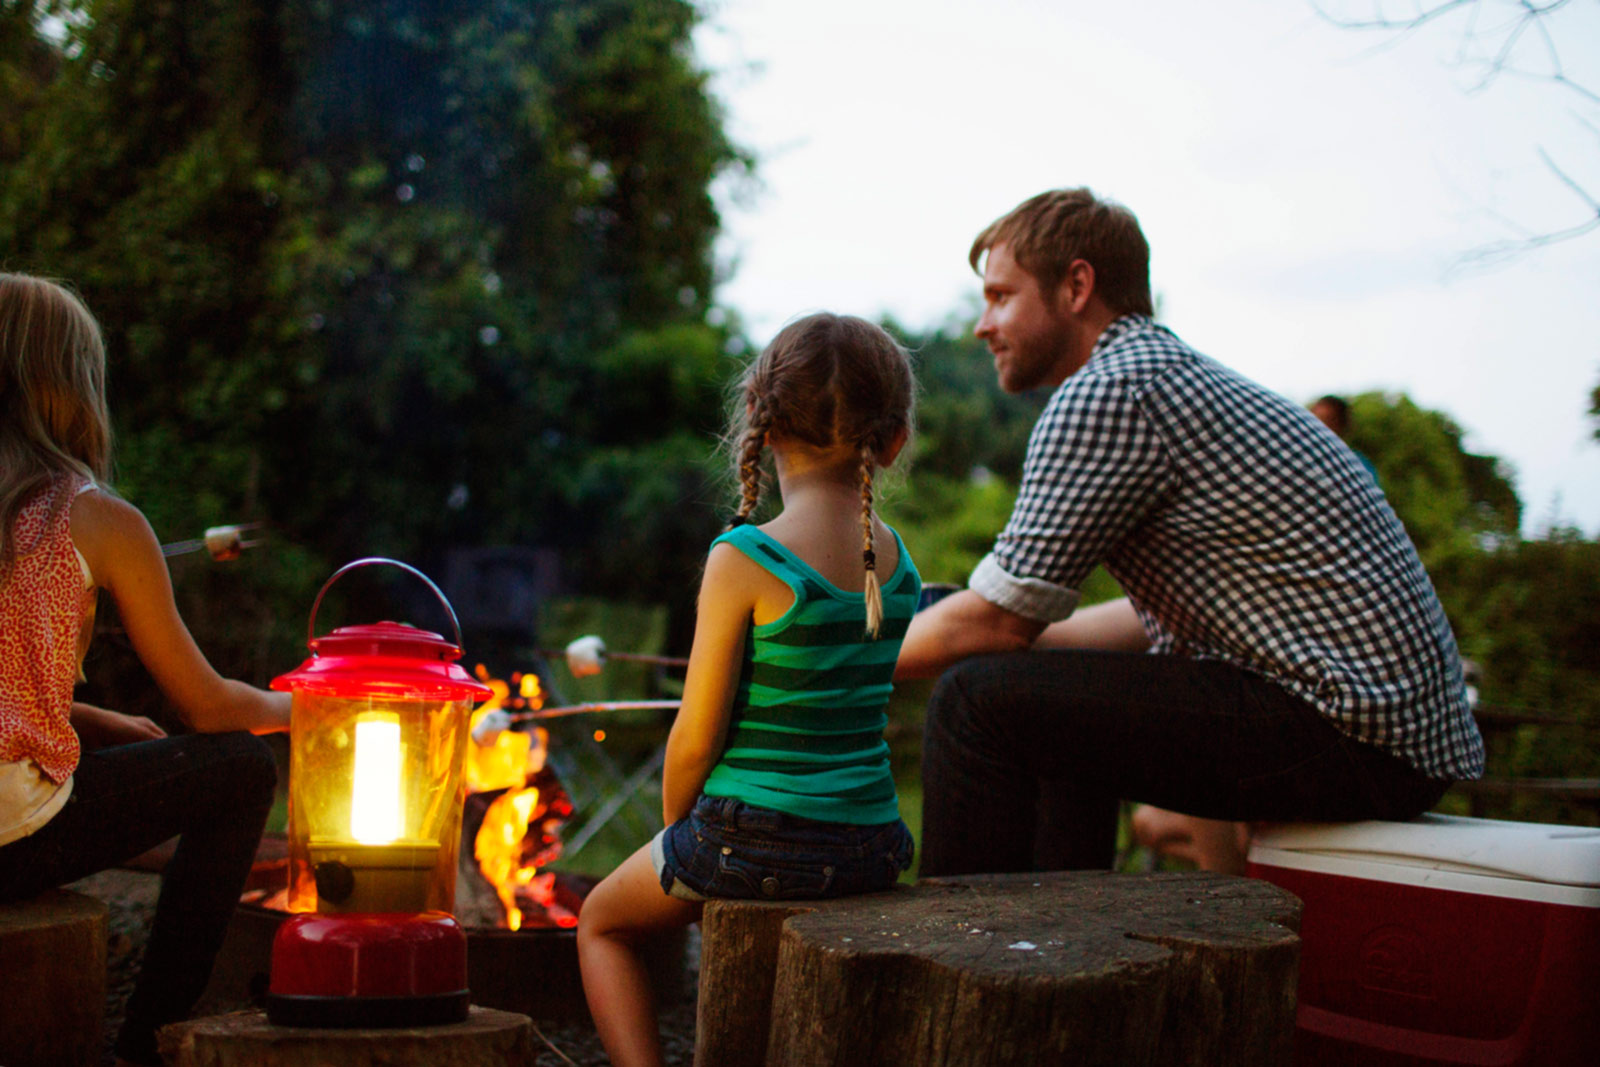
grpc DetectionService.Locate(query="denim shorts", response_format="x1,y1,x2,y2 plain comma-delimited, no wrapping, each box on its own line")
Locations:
651,795,914,902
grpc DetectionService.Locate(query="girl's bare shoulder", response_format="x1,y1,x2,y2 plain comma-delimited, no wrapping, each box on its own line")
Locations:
69,488,158,582
70,485,149,536
705,537,795,624
704,538,782,589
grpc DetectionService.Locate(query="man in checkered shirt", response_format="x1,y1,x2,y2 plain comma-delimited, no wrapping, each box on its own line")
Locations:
897,189,1483,876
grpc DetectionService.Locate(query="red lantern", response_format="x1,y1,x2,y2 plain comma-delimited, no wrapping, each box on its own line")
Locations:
265,559,491,1027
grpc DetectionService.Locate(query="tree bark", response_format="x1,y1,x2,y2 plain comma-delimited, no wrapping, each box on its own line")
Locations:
0,888,108,1067
697,870,1302,1067
157,1007,535,1067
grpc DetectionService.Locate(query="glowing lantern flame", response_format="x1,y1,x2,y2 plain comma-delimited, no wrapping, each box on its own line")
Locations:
350,716,402,843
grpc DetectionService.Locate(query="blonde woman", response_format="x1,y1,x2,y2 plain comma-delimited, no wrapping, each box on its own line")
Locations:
0,274,289,1067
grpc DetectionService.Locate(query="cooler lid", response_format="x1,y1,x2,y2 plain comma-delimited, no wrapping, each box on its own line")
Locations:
1252,814,1600,888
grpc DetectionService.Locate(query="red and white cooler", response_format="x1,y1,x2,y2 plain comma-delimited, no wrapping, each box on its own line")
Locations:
1248,814,1600,1067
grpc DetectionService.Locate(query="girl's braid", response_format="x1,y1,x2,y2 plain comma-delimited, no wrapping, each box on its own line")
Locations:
732,396,773,527
859,442,884,638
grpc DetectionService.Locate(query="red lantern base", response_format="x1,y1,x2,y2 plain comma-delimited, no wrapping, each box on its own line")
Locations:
266,911,470,1028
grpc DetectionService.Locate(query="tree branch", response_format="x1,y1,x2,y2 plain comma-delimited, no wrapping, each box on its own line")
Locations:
1314,0,1599,261
1310,0,1480,34
1312,1,1593,102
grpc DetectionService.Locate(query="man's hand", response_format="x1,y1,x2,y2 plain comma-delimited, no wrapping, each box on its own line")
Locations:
71,703,168,749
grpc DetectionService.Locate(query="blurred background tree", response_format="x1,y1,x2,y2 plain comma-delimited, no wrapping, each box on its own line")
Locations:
0,0,748,703
1345,393,1521,567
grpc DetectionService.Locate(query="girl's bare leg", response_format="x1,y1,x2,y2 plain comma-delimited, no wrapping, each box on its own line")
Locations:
578,843,702,1067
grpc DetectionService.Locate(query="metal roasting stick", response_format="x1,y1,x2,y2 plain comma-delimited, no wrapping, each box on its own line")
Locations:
159,522,266,559
535,648,689,669
591,650,689,667
506,699,681,722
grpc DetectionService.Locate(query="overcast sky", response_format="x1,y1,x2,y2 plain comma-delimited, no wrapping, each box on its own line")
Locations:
694,0,1600,537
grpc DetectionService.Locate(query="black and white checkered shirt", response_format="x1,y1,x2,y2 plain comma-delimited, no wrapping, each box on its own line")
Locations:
969,315,1484,780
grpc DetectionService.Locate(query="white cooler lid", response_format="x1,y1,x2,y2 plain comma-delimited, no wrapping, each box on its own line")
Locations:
1251,814,1600,888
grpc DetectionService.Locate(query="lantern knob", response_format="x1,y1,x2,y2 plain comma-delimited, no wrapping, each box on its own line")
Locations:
314,861,357,905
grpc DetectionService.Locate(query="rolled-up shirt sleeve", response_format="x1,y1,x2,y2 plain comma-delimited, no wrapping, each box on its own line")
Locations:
969,552,1081,622
970,371,1173,623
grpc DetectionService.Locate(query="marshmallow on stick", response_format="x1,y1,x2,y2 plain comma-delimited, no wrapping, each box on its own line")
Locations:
564,635,607,678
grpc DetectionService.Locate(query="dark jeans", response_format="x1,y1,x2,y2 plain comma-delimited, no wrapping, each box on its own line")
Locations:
0,732,277,1066
657,795,913,900
920,650,1451,877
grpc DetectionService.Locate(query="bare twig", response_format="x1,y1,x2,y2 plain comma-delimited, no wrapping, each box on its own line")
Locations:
1312,0,1600,261
1312,0,1591,99
1538,145,1600,211
1455,147,1600,265
1310,0,1479,35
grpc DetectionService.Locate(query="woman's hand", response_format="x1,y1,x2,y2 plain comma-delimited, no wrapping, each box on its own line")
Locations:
70,702,168,749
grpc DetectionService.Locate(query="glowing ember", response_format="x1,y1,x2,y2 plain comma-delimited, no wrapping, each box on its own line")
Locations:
466,665,577,930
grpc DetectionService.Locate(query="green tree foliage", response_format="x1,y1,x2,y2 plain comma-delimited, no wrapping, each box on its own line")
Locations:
888,314,1046,484
1,0,747,692
1345,392,1521,573
877,316,1038,585
1347,393,1599,822
1441,530,1600,823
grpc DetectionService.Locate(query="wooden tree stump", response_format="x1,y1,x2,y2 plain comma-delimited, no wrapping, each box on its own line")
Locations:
0,888,108,1067
697,870,1302,1067
157,1007,535,1067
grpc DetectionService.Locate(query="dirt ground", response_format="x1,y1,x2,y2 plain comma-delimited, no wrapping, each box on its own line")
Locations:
68,867,698,1066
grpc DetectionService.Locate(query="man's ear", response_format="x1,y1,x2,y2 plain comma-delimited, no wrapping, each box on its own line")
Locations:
876,425,910,467
1058,259,1096,314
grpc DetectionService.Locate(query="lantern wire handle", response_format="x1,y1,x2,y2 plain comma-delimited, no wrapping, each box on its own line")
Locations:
307,557,466,651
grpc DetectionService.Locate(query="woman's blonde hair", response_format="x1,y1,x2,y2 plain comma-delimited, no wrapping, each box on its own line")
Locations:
0,273,113,569
728,312,914,637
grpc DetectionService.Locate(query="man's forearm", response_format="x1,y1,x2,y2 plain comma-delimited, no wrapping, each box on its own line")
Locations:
1033,597,1151,653
894,589,1044,680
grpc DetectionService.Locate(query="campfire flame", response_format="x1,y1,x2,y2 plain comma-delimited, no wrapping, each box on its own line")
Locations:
249,666,579,928
466,666,577,930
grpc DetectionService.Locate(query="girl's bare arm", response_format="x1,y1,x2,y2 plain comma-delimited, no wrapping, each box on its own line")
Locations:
70,489,290,734
661,543,756,825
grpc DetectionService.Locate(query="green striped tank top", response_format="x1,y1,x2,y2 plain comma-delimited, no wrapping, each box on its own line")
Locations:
701,523,921,825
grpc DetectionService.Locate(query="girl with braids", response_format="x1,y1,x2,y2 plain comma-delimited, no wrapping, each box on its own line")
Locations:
578,312,921,1067
0,274,288,1067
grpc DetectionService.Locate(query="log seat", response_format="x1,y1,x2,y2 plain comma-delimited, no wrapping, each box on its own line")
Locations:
695,869,1303,1067
158,1006,536,1066
0,888,109,1067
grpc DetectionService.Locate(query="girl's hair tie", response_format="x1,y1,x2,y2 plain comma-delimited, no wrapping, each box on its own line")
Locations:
727,515,749,529
863,549,876,572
